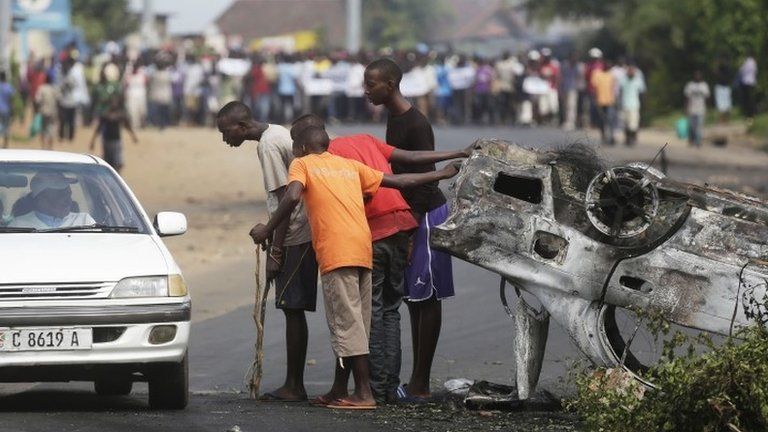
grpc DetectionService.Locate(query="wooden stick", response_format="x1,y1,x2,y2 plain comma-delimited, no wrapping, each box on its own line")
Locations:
248,248,272,399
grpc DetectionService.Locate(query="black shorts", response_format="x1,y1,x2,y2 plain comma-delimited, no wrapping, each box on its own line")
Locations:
274,242,319,311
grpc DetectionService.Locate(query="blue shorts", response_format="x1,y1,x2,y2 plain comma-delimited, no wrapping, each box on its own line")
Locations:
404,203,454,301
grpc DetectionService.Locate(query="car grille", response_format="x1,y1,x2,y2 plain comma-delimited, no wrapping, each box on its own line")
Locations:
0,282,115,300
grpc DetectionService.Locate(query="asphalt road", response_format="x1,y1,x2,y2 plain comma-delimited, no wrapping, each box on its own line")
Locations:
2,124,765,432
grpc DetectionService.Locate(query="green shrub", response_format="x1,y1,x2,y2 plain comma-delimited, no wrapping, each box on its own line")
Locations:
747,113,768,139
568,295,768,431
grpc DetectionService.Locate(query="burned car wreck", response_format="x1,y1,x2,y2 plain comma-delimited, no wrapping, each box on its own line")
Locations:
431,140,768,398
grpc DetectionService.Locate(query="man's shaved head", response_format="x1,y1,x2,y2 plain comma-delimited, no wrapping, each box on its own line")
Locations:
295,126,330,153
216,101,254,147
291,113,325,140
365,58,403,85
217,101,252,123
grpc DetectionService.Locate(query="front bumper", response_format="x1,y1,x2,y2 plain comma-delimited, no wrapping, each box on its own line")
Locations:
0,301,191,371
0,302,190,326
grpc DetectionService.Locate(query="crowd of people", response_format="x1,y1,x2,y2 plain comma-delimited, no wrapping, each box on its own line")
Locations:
0,42,760,163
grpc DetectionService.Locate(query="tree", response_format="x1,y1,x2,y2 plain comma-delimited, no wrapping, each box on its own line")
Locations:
526,0,768,117
71,0,139,46
363,0,451,50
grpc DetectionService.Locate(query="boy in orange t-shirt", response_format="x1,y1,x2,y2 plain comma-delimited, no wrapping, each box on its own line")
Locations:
249,127,461,410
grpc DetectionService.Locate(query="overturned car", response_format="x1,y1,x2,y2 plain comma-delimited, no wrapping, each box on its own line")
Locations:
431,140,768,397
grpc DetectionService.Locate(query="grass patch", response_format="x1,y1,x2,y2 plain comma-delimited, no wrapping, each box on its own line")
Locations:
747,113,768,139
10,133,32,144
648,111,685,129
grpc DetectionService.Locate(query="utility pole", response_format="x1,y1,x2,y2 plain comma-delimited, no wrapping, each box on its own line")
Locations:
346,0,361,53
0,0,12,73
141,0,155,49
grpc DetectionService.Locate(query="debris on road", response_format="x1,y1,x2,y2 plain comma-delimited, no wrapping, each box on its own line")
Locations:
464,381,523,411
443,378,474,396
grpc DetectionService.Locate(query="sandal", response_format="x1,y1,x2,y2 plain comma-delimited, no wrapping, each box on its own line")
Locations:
309,394,336,407
258,391,308,403
326,397,376,410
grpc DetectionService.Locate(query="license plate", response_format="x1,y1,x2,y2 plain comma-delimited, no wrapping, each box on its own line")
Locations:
0,327,92,351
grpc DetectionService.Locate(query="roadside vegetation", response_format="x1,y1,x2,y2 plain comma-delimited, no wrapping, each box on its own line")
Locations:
568,292,768,431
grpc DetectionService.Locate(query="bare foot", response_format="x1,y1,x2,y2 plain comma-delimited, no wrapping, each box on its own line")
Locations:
344,393,376,406
405,383,431,398
327,394,377,410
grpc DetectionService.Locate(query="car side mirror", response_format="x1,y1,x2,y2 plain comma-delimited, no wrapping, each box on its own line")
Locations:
154,212,187,237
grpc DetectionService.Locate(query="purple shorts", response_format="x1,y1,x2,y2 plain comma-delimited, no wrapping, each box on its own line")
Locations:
404,203,454,301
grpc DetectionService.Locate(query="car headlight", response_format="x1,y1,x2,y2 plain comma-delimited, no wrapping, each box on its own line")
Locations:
111,276,168,298
168,274,188,297
110,275,188,298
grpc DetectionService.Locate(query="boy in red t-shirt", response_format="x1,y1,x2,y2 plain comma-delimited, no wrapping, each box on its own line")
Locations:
249,127,460,409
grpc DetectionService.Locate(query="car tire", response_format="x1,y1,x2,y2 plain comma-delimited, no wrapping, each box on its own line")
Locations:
148,352,189,410
94,376,133,396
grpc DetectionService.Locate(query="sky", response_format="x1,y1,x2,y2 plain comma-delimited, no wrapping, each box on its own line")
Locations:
129,0,235,35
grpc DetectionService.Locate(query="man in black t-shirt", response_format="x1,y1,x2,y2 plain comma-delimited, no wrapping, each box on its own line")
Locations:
363,58,457,402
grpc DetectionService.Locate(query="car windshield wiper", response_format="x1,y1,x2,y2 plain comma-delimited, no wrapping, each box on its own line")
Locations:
0,226,38,233
39,224,140,233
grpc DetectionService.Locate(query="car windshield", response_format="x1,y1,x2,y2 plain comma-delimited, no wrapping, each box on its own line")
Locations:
0,162,149,234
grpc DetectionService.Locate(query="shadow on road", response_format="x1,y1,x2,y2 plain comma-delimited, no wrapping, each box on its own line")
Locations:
0,389,148,412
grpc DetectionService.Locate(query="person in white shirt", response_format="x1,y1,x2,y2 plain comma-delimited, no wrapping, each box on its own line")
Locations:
324,57,351,123
345,56,367,122
9,172,95,229
215,101,318,402
182,57,205,125
447,56,475,124
684,71,710,147
495,52,522,125
124,62,148,130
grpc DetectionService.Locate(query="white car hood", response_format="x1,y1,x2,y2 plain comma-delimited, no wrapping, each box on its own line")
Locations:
0,234,168,284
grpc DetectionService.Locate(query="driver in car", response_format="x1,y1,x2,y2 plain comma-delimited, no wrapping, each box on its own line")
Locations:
9,172,95,229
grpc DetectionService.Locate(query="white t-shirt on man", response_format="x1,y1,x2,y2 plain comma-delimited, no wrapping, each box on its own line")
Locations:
256,124,312,246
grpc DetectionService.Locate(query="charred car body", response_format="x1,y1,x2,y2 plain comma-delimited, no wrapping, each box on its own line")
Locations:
432,140,768,397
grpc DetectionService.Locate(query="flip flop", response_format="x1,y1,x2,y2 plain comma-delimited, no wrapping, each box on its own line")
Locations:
326,397,377,410
309,394,336,407
258,391,308,403
395,384,429,405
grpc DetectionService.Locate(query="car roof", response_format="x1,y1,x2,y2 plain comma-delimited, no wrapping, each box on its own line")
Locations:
0,149,103,164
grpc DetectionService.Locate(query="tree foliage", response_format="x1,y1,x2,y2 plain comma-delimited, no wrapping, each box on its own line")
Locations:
362,0,451,50
526,0,768,117
71,0,139,46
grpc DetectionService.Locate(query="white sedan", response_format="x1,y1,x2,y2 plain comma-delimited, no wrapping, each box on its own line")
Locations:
0,149,190,409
